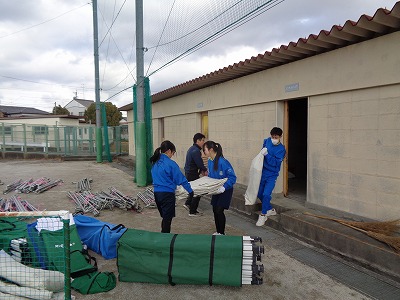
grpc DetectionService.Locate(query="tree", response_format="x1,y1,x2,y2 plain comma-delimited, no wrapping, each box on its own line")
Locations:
84,102,122,126
52,105,70,115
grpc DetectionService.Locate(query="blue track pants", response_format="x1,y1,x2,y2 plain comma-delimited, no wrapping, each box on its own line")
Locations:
257,174,277,214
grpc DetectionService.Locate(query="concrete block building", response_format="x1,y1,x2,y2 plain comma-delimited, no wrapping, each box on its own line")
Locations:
120,3,400,221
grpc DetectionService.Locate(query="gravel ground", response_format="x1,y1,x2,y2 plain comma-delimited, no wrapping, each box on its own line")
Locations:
0,159,371,300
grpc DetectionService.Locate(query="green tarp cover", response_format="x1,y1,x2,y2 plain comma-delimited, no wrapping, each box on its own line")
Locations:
0,218,27,253
117,229,243,286
40,224,97,277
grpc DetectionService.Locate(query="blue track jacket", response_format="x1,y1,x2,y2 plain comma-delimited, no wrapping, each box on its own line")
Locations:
207,157,237,190
262,137,286,177
151,154,193,194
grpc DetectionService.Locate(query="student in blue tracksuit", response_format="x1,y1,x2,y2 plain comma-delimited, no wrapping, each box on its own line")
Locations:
203,141,236,235
256,127,286,227
150,140,194,233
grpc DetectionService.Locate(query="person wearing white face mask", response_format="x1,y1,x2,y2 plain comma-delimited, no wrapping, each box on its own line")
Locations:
256,127,286,227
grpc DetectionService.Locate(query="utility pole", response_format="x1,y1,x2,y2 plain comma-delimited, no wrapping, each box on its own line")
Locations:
92,0,102,162
135,0,147,186
136,0,144,124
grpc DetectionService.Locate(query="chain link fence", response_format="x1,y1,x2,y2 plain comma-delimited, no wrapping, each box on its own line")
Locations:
0,211,72,299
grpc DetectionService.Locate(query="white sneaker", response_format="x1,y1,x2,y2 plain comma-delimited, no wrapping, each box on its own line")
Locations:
256,214,268,227
212,232,222,235
189,212,202,217
265,208,277,217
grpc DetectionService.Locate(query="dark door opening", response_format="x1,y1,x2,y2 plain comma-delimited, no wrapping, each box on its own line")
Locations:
287,98,307,203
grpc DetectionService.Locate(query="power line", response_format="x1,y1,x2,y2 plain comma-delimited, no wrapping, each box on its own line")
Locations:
147,0,285,77
100,0,118,89
0,75,90,90
97,1,136,93
98,0,128,48
145,0,177,76
0,3,91,39
104,0,285,101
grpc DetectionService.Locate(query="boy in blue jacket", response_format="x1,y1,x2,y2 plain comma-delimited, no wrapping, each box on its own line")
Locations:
150,140,194,233
256,127,286,227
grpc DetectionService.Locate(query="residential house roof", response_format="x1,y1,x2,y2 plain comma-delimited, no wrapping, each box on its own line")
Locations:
0,105,50,116
0,115,81,121
65,98,94,108
119,1,400,111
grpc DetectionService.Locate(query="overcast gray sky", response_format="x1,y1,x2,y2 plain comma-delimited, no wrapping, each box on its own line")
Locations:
0,0,397,113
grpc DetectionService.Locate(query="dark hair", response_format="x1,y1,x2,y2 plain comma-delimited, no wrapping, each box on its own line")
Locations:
193,133,205,144
203,140,224,171
270,127,283,136
150,140,176,164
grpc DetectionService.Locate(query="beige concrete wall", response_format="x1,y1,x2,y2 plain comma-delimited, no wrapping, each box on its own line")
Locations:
207,103,284,191
151,102,286,191
308,84,400,220
141,31,400,219
160,113,202,166
152,118,159,152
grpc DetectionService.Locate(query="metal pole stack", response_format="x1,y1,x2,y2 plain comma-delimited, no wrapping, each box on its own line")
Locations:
0,195,39,212
3,178,62,194
3,179,23,194
136,187,156,208
73,178,92,192
67,187,142,216
242,236,264,285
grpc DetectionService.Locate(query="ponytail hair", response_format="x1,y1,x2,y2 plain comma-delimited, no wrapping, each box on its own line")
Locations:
203,140,224,171
150,140,176,164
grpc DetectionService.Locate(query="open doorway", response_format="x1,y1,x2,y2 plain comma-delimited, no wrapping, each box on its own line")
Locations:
286,98,307,203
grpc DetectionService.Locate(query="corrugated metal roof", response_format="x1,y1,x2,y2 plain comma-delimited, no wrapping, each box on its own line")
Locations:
119,2,400,111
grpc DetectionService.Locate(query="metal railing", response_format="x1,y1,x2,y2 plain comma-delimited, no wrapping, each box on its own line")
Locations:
0,123,129,157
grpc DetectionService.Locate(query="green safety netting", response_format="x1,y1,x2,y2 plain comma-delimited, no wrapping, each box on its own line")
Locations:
132,77,153,185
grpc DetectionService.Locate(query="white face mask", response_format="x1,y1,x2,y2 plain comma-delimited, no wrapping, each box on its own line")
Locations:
271,138,280,145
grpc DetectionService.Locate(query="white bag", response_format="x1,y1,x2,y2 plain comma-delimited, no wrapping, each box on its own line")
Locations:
244,151,264,205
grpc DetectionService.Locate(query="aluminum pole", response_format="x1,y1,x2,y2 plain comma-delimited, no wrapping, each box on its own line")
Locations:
135,0,147,186
92,0,103,162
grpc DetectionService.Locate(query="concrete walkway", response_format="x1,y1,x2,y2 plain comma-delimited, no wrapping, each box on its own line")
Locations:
1,157,399,299
117,155,400,285
226,183,400,284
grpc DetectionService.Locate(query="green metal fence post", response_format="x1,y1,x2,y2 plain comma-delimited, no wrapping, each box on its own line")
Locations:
1,123,5,156
64,127,68,156
116,126,121,155
54,125,60,153
101,103,112,162
73,127,78,155
45,125,49,154
89,126,94,154
62,218,71,300
23,124,27,154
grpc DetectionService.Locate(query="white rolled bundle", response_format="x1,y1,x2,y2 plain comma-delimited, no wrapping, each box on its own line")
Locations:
0,250,64,292
0,281,53,300
175,176,227,201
